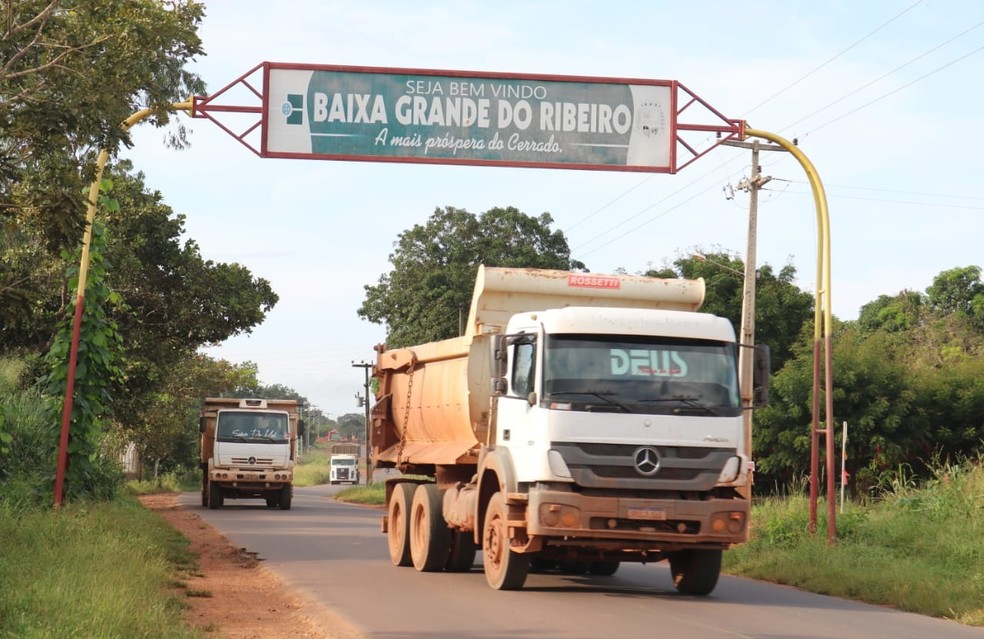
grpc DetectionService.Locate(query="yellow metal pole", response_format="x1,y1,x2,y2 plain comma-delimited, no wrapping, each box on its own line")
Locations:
742,127,835,542
54,101,193,506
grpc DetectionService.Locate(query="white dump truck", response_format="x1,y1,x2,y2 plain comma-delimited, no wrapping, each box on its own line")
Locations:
371,266,769,592
329,442,361,485
199,398,303,510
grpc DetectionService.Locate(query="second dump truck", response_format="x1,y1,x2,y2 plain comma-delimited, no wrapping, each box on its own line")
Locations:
199,398,303,510
371,266,769,592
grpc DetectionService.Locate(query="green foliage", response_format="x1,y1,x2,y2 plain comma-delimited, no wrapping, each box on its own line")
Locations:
125,469,198,495
43,202,124,502
98,166,278,441
358,205,585,347
0,497,207,638
728,459,984,625
294,454,332,487
857,291,924,333
1,0,206,324
927,265,984,328
336,482,386,505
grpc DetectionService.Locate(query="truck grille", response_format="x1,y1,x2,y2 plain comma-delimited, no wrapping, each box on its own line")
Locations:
550,442,732,491
337,468,350,479
230,457,275,466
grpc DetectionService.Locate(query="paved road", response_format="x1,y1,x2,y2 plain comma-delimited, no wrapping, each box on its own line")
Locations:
180,485,984,639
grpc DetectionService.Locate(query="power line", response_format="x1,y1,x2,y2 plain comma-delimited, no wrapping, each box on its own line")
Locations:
742,0,923,117
783,17,984,134
572,161,725,253
802,43,984,136
574,176,724,260
565,175,653,233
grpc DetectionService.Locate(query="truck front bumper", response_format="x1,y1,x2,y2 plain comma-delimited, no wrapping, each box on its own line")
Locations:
525,486,748,548
209,468,292,489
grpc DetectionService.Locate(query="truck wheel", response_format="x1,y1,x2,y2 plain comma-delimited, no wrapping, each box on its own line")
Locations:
278,486,292,510
387,483,415,567
446,529,476,572
669,549,722,596
410,484,450,572
265,496,278,508
208,480,222,510
589,560,620,576
482,492,529,590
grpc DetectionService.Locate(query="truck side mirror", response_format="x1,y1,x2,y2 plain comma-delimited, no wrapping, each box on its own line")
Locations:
491,334,508,378
298,419,306,437
491,334,508,396
752,344,771,408
199,416,206,434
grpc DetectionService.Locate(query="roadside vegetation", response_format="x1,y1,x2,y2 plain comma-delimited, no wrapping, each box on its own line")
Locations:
726,457,984,625
294,446,332,487
0,497,207,639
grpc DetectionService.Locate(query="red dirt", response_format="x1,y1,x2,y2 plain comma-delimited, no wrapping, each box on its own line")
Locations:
139,493,351,639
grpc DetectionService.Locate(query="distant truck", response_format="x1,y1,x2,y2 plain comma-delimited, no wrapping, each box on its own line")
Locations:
199,398,303,510
371,266,769,592
329,443,361,485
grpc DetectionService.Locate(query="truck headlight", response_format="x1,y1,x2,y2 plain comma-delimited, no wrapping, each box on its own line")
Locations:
547,449,573,479
717,456,741,483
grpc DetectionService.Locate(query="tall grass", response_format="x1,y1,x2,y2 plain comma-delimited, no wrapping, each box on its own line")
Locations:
0,358,59,507
0,497,207,639
726,457,984,625
294,447,331,487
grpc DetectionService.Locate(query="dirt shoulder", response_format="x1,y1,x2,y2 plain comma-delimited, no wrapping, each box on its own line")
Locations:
139,493,350,639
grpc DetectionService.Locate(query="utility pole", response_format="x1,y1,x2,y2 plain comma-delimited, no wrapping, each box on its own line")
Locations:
352,361,373,485
721,139,780,500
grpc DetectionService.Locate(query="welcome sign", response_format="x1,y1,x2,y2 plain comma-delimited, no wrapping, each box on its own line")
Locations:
263,64,675,172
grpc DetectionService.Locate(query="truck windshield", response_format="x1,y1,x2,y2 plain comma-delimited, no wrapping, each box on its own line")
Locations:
543,334,741,416
216,411,289,443
332,458,357,466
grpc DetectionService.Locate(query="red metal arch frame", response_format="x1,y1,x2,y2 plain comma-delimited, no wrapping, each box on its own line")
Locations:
191,62,743,174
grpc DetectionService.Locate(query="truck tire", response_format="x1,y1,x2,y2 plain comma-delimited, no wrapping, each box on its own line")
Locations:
208,480,223,510
265,496,278,508
668,549,722,596
387,483,415,567
482,492,529,590
278,486,292,510
446,529,477,572
410,484,450,572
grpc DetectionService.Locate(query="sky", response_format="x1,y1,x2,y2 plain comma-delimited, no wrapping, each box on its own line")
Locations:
123,0,984,419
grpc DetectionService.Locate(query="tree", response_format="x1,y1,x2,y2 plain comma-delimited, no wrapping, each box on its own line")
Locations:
358,206,585,347
857,291,924,334
1,0,205,326
336,413,366,442
645,251,813,371
91,167,278,437
110,354,258,477
927,266,984,332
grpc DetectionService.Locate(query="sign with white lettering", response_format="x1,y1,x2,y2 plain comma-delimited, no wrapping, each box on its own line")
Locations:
263,64,674,172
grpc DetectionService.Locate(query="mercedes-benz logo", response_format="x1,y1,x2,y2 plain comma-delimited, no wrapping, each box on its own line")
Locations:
633,447,661,476
247,456,256,465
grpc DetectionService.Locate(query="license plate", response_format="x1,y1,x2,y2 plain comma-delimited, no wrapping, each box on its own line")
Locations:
627,508,667,521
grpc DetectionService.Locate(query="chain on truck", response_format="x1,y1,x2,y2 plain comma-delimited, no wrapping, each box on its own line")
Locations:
199,398,304,511
370,266,770,593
